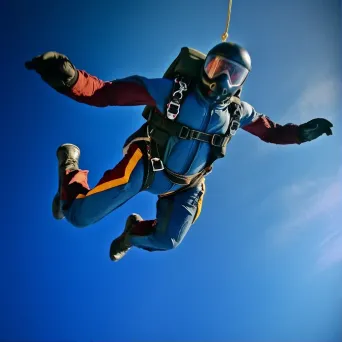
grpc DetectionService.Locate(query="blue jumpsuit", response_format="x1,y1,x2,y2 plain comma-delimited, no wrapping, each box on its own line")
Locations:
60,71,301,251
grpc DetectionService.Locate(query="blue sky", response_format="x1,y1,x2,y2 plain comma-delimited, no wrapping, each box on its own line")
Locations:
1,0,341,341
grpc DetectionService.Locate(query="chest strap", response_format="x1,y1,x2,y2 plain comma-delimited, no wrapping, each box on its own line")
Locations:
148,110,229,148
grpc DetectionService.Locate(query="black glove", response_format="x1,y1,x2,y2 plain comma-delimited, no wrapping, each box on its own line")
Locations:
298,118,333,143
25,51,78,91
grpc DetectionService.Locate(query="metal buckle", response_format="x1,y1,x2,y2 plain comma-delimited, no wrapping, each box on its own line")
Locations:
151,158,164,171
167,101,180,115
189,130,200,140
173,88,185,101
230,120,240,136
179,126,190,139
211,134,224,147
175,78,188,89
172,79,187,100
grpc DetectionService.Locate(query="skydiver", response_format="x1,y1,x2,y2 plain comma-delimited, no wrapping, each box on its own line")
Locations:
25,43,333,261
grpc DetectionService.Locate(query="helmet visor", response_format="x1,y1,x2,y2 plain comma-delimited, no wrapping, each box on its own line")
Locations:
204,55,249,86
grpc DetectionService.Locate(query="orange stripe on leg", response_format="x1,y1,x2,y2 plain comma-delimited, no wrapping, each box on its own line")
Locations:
76,147,143,199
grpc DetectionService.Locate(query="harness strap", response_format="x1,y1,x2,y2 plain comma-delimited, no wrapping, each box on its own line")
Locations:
166,76,191,121
148,110,229,148
158,167,211,198
140,76,243,195
150,139,207,185
163,166,204,186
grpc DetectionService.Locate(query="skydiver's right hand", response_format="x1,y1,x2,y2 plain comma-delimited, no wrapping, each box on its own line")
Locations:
25,51,78,90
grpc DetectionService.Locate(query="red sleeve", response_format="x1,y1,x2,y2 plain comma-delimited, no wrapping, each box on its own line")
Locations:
242,115,301,145
63,70,156,107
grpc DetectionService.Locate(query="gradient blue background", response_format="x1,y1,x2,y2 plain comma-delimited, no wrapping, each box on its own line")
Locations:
1,0,341,341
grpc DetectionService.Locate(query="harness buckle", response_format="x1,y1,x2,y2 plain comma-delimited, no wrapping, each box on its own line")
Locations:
179,126,190,139
174,78,188,89
167,101,181,120
189,130,200,140
211,134,224,147
230,120,240,136
173,87,186,101
151,158,164,172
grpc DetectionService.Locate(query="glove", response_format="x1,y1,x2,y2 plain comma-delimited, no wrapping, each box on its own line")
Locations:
298,118,333,143
25,51,78,90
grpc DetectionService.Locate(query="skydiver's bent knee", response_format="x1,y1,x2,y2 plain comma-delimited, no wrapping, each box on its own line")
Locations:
66,214,93,228
60,144,145,228
63,199,99,228
63,183,140,228
149,234,181,250
130,232,184,251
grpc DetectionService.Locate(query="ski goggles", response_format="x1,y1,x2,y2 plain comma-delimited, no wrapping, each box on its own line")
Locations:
204,55,249,86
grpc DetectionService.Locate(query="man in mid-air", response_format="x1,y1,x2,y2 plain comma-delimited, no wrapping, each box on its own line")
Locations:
25,42,333,261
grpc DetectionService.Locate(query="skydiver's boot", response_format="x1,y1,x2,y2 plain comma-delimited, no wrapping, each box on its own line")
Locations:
109,213,143,261
52,143,81,220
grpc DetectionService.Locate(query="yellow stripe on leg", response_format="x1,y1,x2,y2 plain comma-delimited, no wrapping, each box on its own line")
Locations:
75,148,143,199
193,180,206,223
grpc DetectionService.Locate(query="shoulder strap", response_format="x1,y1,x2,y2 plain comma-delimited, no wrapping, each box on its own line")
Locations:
226,99,243,138
165,76,191,120
205,99,243,166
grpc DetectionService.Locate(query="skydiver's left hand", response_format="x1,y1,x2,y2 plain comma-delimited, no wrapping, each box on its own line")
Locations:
298,118,333,143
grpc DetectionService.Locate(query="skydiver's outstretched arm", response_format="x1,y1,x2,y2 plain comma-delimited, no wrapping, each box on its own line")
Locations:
25,51,158,108
242,114,301,144
63,71,157,107
239,102,333,144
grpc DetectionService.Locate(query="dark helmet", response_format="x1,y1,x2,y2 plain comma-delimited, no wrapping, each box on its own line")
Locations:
199,42,251,102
